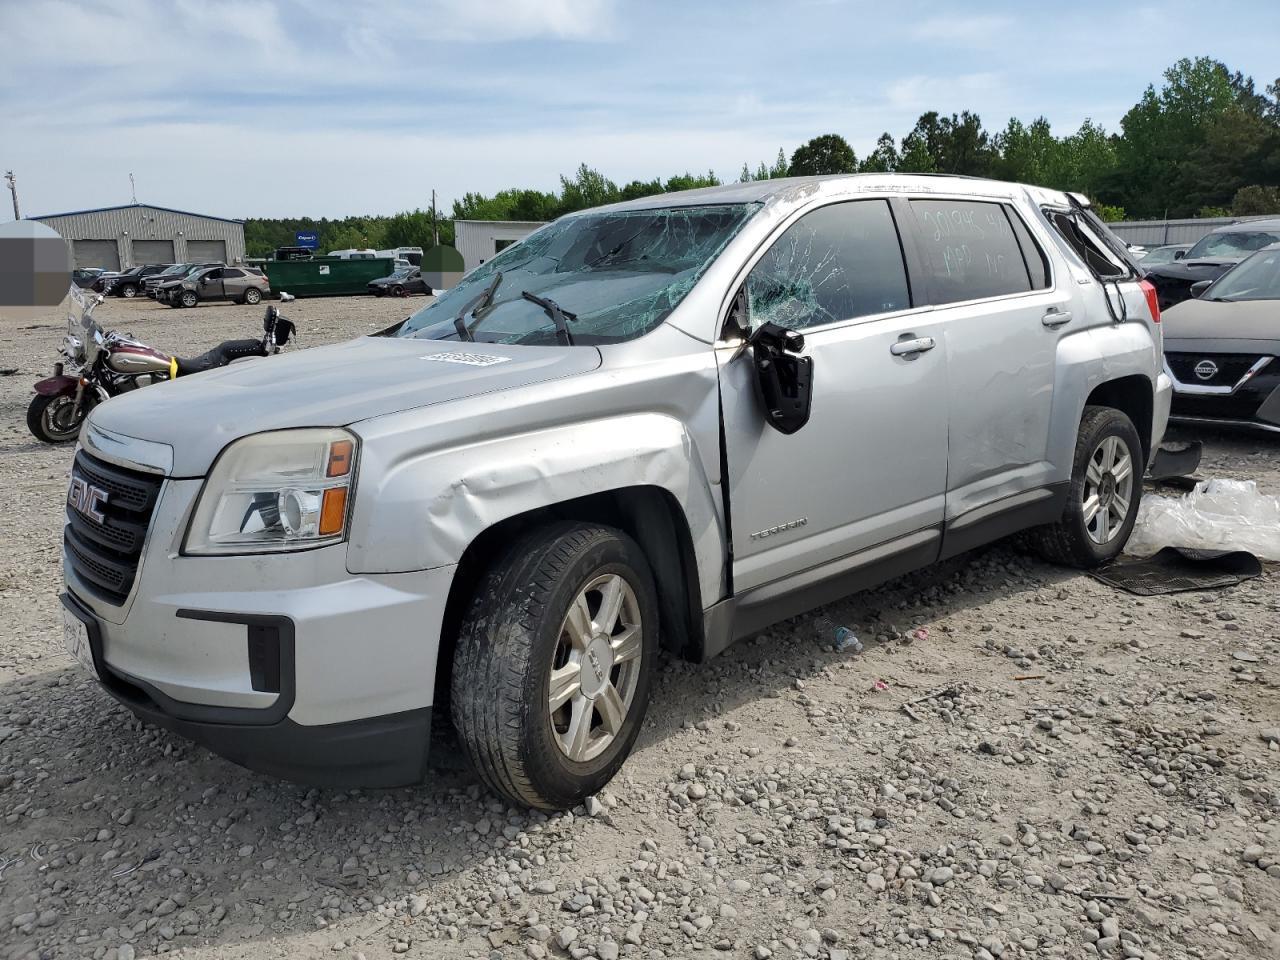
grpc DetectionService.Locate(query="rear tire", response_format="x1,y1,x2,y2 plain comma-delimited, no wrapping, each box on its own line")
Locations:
451,522,658,810
27,394,83,443
243,288,263,305
1025,405,1143,568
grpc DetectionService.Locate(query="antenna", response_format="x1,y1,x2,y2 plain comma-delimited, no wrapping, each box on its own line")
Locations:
3,170,18,220
129,173,137,204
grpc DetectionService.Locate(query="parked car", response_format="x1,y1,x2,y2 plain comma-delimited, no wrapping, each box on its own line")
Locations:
89,270,123,293
1162,243,1280,434
1144,219,1280,310
162,265,270,307
72,268,105,289
1137,243,1192,266
61,175,1169,809
367,265,431,297
107,263,172,298
144,262,222,299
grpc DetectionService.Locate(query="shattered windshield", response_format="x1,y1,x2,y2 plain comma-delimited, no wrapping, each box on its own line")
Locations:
394,203,759,345
1187,230,1280,260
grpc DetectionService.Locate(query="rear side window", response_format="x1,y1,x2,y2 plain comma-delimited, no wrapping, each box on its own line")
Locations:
909,199,1033,303
746,199,911,331
1047,211,1127,277
1006,208,1051,289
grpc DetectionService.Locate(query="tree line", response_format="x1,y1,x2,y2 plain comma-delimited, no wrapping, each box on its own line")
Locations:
244,56,1280,256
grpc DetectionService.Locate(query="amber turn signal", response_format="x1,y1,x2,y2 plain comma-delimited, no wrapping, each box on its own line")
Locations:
327,439,354,477
319,488,348,536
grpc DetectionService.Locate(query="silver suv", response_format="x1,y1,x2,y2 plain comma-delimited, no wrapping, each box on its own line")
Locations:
61,175,1170,810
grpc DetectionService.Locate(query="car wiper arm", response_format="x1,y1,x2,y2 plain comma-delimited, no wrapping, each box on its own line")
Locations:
520,290,577,346
452,271,504,342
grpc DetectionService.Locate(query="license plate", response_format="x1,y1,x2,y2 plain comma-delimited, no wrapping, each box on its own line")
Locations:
62,607,98,679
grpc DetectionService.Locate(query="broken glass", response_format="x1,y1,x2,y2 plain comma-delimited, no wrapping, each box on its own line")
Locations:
744,199,910,331
396,203,760,346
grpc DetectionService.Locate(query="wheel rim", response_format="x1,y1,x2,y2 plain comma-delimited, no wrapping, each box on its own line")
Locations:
182,293,196,306
247,289,260,303
548,573,643,764
1082,434,1134,545
43,397,81,439
123,286,136,298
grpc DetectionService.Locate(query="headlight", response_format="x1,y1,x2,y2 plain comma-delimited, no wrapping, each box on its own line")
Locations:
184,428,358,555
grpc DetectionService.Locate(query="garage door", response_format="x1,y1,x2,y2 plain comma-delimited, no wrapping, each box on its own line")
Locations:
132,240,174,265
187,240,226,263
73,240,119,271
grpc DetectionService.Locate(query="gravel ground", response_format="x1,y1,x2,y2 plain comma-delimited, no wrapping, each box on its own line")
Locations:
0,295,1277,960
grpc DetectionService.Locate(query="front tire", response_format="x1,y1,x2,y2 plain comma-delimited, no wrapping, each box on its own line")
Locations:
179,291,198,308
392,284,406,298
1026,406,1143,568
27,394,84,443
451,522,658,810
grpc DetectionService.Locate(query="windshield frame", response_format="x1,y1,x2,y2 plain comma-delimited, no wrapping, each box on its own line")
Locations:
392,201,761,347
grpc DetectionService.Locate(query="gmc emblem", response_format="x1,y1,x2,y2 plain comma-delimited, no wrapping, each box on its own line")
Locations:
68,475,109,524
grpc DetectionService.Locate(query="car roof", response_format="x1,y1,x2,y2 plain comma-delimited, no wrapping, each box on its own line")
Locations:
572,173,1073,216
1210,218,1280,234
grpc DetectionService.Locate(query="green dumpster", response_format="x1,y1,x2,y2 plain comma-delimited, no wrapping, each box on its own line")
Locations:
263,257,396,297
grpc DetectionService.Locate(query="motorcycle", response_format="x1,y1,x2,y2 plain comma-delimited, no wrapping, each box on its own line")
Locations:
27,285,296,443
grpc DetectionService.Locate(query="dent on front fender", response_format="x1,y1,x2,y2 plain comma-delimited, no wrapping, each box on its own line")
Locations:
345,413,725,602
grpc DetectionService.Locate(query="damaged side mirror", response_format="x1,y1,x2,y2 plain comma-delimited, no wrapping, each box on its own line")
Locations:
748,321,813,435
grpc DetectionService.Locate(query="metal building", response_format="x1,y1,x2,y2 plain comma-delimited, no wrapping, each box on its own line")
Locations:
454,220,545,273
1108,214,1280,247
29,203,246,270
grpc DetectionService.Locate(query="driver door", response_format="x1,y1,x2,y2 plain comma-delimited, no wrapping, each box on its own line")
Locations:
200,268,225,300
718,198,950,597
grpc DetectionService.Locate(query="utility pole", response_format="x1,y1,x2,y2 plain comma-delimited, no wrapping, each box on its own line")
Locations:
129,173,137,204
431,189,439,246
4,170,19,220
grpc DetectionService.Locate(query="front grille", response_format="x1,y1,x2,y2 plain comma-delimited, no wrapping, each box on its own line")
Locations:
64,451,162,605
1166,353,1267,389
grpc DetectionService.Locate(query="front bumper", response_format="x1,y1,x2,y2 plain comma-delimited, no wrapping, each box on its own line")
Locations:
63,471,457,787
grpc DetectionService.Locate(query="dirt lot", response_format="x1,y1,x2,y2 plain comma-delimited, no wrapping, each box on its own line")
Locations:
0,295,1277,960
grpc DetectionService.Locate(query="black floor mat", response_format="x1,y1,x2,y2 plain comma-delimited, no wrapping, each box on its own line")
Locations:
1148,441,1203,480
1091,546,1263,595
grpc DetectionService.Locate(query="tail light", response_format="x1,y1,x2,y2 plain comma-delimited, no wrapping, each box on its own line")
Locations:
1139,279,1160,324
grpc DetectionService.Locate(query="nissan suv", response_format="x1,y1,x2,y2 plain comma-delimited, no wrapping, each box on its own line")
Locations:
61,175,1170,810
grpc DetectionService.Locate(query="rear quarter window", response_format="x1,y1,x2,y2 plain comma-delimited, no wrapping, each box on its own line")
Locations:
908,199,1034,304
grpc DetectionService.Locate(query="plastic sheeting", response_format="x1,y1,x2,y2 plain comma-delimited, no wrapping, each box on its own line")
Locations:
1126,479,1280,561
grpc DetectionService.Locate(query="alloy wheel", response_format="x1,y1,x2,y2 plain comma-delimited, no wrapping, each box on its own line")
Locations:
548,573,644,763
1082,435,1134,545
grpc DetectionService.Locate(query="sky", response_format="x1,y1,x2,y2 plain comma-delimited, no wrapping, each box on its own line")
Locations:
2,0,1279,221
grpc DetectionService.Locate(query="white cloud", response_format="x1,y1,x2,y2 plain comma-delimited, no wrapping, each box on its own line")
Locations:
909,14,1015,45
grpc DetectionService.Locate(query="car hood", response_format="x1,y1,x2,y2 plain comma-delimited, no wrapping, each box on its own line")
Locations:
1146,258,1240,281
1162,297,1280,342
88,336,603,476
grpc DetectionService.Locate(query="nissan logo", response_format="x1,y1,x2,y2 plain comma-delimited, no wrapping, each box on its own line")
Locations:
1194,359,1219,381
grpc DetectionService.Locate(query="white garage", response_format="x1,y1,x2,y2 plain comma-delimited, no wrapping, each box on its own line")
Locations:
454,220,546,273
30,204,246,269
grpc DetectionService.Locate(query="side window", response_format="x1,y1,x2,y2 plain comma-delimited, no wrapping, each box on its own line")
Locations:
1046,211,1126,278
909,199,1033,303
204,269,222,280
1006,206,1051,290
222,268,244,279
745,199,910,331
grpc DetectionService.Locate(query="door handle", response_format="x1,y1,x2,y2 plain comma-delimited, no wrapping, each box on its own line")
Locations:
1042,309,1072,328
890,336,936,357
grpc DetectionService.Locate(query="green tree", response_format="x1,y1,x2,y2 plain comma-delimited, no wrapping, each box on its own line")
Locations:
858,133,899,173
789,134,858,176
1232,184,1280,215
557,164,619,214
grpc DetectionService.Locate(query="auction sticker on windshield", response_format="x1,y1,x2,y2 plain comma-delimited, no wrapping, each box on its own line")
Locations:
62,607,98,679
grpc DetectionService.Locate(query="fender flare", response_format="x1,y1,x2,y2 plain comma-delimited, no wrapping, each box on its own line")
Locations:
33,375,79,397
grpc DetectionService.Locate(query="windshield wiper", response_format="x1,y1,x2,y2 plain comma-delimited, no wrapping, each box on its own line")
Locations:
452,271,503,342
521,290,577,345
